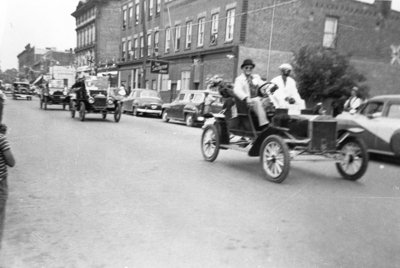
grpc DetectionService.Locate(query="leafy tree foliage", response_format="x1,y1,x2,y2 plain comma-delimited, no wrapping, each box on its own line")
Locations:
292,45,369,103
0,68,19,84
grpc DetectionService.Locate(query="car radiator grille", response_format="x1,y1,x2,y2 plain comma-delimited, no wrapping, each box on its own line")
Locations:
93,97,107,108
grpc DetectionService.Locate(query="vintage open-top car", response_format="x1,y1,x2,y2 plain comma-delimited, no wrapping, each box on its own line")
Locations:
69,76,122,122
12,81,34,100
40,79,69,110
200,81,369,183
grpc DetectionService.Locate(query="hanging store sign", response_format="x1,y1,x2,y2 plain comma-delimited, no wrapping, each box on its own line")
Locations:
150,60,169,74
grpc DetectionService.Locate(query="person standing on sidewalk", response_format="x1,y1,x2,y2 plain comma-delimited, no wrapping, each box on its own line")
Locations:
0,123,15,248
0,89,7,124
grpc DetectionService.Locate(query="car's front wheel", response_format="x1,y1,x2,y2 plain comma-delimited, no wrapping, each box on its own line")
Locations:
79,102,86,121
185,114,194,127
260,135,290,183
162,110,169,122
336,137,368,181
201,125,220,162
114,103,122,122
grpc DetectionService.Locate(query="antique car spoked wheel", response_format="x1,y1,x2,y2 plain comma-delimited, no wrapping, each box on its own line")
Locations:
162,111,169,122
186,114,194,127
114,103,122,122
70,101,76,118
336,137,368,180
201,125,220,162
79,102,86,121
260,135,290,183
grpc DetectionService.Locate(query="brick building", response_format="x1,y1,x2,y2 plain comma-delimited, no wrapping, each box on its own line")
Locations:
113,0,400,102
71,0,122,81
17,44,74,82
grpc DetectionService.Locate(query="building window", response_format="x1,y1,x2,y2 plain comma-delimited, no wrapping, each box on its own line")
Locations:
154,31,159,56
149,0,153,18
181,71,191,90
156,0,161,15
210,13,219,46
185,21,192,49
135,2,140,24
323,16,338,48
165,27,171,53
147,34,152,56
127,39,132,60
140,36,144,57
225,9,235,42
122,7,127,29
128,6,133,26
122,41,126,60
133,38,138,59
197,17,205,47
175,24,181,51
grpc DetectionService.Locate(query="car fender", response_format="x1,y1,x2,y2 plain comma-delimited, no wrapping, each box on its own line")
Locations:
390,130,400,155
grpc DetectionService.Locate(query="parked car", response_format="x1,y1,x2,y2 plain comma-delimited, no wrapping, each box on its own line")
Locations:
161,90,223,127
69,76,122,122
122,89,163,117
40,79,69,110
12,81,34,100
336,94,400,157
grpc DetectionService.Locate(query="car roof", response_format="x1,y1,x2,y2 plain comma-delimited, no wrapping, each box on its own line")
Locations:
369,94,400,101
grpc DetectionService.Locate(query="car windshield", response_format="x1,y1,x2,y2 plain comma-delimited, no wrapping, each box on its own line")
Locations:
14,83,30,88
85,78,109,90
360,101,384,115
191,93,205,104
48,80,64,88
140,90,160,98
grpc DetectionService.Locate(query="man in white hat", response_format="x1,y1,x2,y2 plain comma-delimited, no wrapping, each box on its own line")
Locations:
270,63,305,114
233,59,269,127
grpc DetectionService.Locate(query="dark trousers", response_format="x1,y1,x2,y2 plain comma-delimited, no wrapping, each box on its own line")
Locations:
0,99,4,123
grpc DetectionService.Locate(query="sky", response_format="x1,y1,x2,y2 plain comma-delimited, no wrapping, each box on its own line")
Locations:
0,0,400,71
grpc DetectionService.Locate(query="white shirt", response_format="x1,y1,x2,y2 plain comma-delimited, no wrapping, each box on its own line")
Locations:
233,73,264,101
344,96,361,113
270,75,305,114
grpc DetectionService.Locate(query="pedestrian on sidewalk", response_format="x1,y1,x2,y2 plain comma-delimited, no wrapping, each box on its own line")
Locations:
0,89,7,124
0,123,15,248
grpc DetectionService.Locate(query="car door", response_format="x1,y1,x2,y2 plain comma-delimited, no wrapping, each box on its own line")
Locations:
177,93,193,120
122,91,135,112
168,93,185,119
374,101,400,154
357,101,385,151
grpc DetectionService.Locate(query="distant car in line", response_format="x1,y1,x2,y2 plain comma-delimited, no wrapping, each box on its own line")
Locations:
12,81,34,100
122,89,163,117
336,94,400,158
161,90,223,127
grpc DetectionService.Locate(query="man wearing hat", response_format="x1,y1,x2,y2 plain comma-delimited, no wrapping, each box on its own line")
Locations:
270,63,305,114
344,86,362,114
233,59,269,127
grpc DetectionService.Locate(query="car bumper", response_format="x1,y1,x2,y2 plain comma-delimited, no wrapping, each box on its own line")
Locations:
137,108,162,115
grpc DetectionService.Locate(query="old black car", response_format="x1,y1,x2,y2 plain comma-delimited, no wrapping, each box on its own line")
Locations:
40,79,69,110
69,76,122,122
12,81,33,100
162,90,223,127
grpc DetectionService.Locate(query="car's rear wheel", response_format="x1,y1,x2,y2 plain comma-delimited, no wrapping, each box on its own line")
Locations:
185,114,194,127
260,135,290,183
336,137,368,181
114,103,122,122
201,125,220,162
162,110,169,122
79,102,86,121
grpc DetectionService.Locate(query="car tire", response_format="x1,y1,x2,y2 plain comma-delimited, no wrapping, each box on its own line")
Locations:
185,114,194,127
201,125,220,162
336,137,368,181
162,110,169,122
390,130,400,156
260,135,290,183
79,102,86,122
114,103,122,123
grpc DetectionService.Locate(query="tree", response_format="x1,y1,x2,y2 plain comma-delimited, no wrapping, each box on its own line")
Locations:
292,45,369,104
0,68,19,84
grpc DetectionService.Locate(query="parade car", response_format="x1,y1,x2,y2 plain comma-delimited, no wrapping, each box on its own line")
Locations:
40,79,69,110
122,89,163,117
336,94,400,157
12,81,34,100
69,76,122,122
162,90,223,127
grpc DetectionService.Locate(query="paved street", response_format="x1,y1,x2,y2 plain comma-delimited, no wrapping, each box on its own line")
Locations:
0,98,400,268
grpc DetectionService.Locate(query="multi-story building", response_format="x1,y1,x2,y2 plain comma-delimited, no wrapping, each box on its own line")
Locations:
17,44,74,82
115,0,400,101
71,0,122,82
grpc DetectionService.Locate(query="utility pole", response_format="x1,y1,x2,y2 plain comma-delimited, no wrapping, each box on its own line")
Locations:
141,0,148,88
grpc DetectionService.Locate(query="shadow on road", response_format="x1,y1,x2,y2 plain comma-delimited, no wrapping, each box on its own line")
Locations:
369,153,400,166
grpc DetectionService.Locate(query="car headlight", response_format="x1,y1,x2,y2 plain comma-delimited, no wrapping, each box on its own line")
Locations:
107,98,114,105
88,97,95,104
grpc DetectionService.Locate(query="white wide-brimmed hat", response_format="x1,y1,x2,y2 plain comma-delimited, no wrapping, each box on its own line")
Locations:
278,63,293,71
